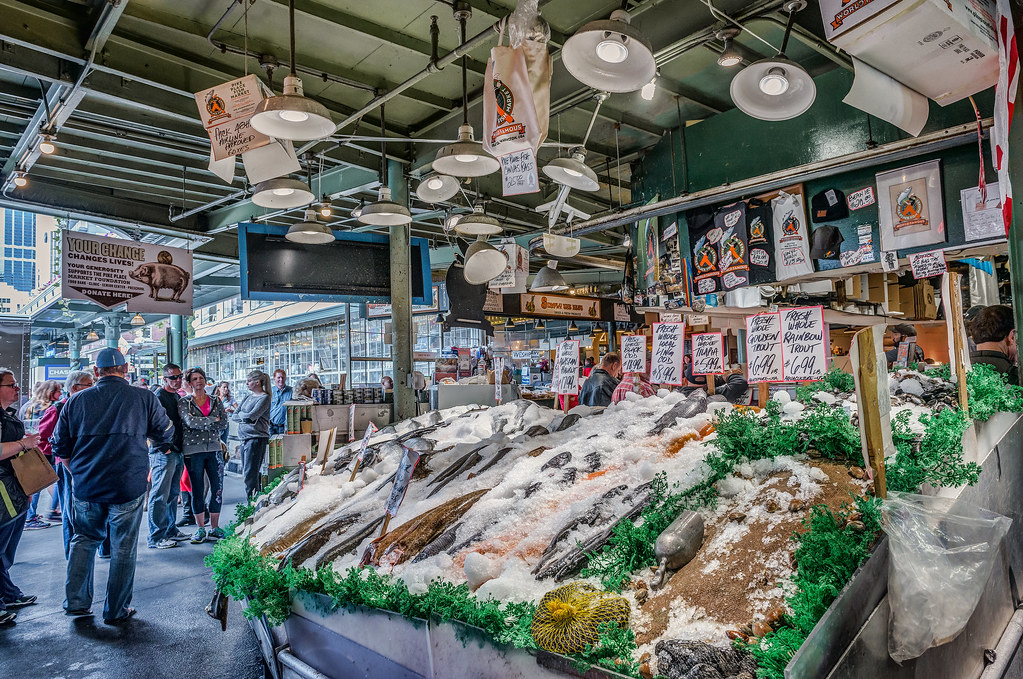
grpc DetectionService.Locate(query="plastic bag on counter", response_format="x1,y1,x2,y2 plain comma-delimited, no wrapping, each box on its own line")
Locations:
882,491,1011,663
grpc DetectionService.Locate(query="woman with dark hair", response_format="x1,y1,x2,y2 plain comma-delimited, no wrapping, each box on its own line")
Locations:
177,367,228,543
232,370,271,500
969,305,1018,385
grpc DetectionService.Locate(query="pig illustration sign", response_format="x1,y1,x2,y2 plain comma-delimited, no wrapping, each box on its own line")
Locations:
61,231,193,313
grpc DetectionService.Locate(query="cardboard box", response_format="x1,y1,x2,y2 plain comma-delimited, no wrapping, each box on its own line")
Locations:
310,404,350,432
866,273,888,303
822,0,998,105
886,282,903,313
899,285,917,316
916,281,938,319
844,274,865,300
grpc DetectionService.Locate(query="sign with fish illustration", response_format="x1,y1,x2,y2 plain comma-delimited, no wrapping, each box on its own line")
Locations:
651,322,685,385
553,340,580,395
385,446,422,518
877,160,946,252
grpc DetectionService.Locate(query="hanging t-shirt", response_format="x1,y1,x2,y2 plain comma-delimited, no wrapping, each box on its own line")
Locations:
687,207,720,296
713,201,750,291
746,198,776,285
771,191,815,280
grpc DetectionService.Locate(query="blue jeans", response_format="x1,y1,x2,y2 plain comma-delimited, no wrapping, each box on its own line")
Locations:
58,464,109,560
0,511,27,611
147,451,183,545
65,493,145,621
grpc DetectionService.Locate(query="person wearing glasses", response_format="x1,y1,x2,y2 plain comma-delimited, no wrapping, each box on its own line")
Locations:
177,367,228,544
146,364,190,550
0,368,42,627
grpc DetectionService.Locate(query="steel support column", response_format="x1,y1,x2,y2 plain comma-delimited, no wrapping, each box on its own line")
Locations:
1010,10,1023,363
66,330,82,370
103,314,122,349
168,315,186,368
388,159,415,421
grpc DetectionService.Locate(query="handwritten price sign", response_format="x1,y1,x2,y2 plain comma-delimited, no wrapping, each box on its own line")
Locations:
500,148,540,196
650,322,685,385
908,249,947,279
691,332,724,375
780,306,828,381
620,334,647,374
745,312,784,383
553,339,580,395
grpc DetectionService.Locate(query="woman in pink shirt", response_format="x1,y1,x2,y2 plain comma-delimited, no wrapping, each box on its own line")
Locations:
177,368,228,544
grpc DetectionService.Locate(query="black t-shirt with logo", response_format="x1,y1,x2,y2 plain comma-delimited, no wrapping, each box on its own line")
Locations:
688,207,720,295
746,198,775,285
713,201,750,291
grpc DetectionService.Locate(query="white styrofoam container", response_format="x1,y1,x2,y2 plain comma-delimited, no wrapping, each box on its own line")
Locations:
822,0,998,105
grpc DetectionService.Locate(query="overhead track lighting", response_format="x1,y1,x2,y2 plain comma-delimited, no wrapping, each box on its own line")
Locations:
729,1,815,121
37,135,56,155
530,260,568,292
85,329,99,341
463,235,508,285
454,205,503,236
432,9,499,177
249,0,334,140
359,103,411,226
716,29,742,67
251,177,314,208
286,208,334,244
562,9,655,93
130,313,145,327
11,172,27,188
416,173,461,203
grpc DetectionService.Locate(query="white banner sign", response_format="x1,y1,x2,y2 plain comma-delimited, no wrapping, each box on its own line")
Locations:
780,306,828,381
691,332,724,375
553,340,580,395
61,232,193,314
193,74,271,162
650,322,685,385
620,334,647,374
745,312,784,383
493,357,504,403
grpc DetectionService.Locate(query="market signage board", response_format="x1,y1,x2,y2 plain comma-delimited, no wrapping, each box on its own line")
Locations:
620,334,647,374
61,231,193,314
650,322,685,385
779,307,828,381
745,312,784,383
193,74,271,161
553,339,580,395
520,293,600,320
691,332,724,375
908,249,947,279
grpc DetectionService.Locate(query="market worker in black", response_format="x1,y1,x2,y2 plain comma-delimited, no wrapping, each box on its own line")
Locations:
578,353,622,407
969,305,1019,385
885,324,925,366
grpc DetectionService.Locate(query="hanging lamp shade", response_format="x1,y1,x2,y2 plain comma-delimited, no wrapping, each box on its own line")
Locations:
530,260,569,292
85,329,99,341
562,10,655,93
252,177,314,208
454,205,503,236
504,317,516,328
416,173,461,203
358,186,412,226
535,319,546,330
433,125,500,177
568,320,579,332
463,235,508,285
250,76,334,141
543,150,599,191
286,208,334,244
130,313,145,326
729,56,816,121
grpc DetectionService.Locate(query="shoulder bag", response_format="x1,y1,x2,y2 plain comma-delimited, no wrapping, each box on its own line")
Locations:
10,447,58,496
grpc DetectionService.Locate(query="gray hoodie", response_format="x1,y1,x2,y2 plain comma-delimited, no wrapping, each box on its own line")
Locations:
232,392,270,440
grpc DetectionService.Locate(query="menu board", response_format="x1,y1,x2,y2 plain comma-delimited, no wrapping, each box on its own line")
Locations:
650,322,685,385
553,340,580,395
691,332,725,375
779,306,828,381
620,335,647,374
745,312,784,383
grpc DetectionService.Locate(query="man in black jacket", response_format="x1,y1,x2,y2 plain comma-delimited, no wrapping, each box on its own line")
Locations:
578,353,622,407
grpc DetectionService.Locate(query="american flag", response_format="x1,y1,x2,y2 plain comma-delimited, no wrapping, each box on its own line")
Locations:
993,0,1018,235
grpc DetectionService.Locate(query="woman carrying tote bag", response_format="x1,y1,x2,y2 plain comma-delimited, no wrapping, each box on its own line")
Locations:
177,368,228,544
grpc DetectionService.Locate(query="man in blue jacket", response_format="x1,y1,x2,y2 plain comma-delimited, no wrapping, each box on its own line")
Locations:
269,369,292,435
50,348,173,624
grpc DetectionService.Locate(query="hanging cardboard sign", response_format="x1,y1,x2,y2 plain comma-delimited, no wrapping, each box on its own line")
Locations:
499,148,540,196
745,312,784,383
660,312,683,323
691,332,725,375
193,75,272,162
908,249,948,279
553,339,580,395
61,231,193,313
780,306,829,381
650,322,685,385
520,293,599,319
384,446,421,517
620,334,647,374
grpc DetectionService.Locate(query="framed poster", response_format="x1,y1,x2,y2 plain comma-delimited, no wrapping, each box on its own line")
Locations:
876,160,945,252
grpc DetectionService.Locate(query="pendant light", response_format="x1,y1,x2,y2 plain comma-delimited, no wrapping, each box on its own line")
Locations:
130,313,145,326
530,260,568,292
562,10,655,93
252,177,314,208
535,319,546,330
454,204,503,236
432,11,499,177
286,208,334,244
249,0,334,141
85,328,99,341
716,29,742,67
568,320,579,333
463,235,508,285
504,317,516,329
543,93,605,192
359,103,411,226
729,1,815,121
416,173,461,203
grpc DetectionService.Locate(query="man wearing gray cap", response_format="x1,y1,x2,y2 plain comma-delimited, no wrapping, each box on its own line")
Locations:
50,348,173,624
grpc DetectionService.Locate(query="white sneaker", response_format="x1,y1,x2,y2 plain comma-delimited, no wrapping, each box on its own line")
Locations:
155,539,177,549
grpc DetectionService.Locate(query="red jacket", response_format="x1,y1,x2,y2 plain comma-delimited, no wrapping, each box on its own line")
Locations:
38,401,62,459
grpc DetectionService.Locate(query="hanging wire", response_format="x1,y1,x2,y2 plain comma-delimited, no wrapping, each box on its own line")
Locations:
460,14,469,127
289,0,297,76
614,123,622,208
243,0,249,76
701,0,777,52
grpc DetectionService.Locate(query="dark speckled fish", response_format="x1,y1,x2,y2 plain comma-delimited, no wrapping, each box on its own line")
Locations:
540,451,572,471
314,516,385,569
368,489,490,566
411,523,461,563
524,424,550,438
276,512,362,569
553,413,581,432
648,394,708,435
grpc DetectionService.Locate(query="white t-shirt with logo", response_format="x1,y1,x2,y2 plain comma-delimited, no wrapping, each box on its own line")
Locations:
771,191,814,280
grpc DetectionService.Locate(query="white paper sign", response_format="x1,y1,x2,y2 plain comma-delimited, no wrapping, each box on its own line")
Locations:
745,312,784,383
500,148,540,196
511,350,532,359
553,340,580,395
660,312,683,323
493,357,504,404
61,231,194,314
193,74,272,161
961,184,1005,242
613,302,631,323
620,335,647,374
780,306,828,381
688,314,710,326
908,249,947,279
489,243,524,289
691,332,724,375
650,322,685,385
349,422,378,471
847,186,876,211
880,250,899,272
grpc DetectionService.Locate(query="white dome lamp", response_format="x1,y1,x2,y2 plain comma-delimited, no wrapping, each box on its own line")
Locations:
251,177,314,208
530,260,569,292
729,1,816,121
543,148,600,192
249,0,333,141
286,208,335,244
562,10,655,93
358,103,412,226
463,236,508,285
415,173,461,203
454,204,503,236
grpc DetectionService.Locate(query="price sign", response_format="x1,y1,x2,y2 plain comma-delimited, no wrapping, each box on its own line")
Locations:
660,312,683,323
500,148,540,196
493,357,504,404
385,446,421,518
908,249,947,279
620,334,647,374
780,306,828,381
847,186,876,211
553,340,580,395
688,314,710,326
745,312,784,383
351,422,378,470
650,322,685,385
691,332,724,375
348,403,356,443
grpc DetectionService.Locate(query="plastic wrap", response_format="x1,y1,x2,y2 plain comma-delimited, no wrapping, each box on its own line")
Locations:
507,0,549,48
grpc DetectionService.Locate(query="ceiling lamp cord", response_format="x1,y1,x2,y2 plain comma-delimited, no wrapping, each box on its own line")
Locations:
289,0,297,78
460,14,469,128
380,102,387,187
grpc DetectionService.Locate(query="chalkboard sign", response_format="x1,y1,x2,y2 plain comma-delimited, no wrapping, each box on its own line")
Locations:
691,332,724,375
780,306,828,381
651,322,685,385
553,340,580,395
745,312,784,383
620,334,647,374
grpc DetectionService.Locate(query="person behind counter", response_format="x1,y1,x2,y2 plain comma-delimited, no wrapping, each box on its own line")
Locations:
969,305,1019,385
381,375,394,403
578,353,622,407
683,364,750,404
885,324,925,366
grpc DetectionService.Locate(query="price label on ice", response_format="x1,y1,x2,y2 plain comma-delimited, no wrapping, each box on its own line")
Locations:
493,357,504,404
620,334,647,374
690,332,724,375
500,148,540,196
553,339,580,395
385,446,421,518
650,322,685,385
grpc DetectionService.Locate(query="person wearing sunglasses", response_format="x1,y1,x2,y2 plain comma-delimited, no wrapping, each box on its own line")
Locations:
0,368,42,627
146,364,190,550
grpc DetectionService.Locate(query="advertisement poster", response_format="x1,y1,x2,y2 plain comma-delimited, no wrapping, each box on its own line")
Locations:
61,231,193,314
193,74,272,161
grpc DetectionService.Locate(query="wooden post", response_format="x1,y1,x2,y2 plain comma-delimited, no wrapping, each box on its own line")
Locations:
947,272,969,413
348,461,361,483
854,327,887,499
758,382,769,408
707,375,716,395
378,514,391,537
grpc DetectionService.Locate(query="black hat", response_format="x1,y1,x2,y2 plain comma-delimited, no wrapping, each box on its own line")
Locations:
810,188,848,223
809,225,844,259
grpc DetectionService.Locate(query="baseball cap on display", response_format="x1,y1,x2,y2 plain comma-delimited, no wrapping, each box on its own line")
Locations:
95,348,127,368
810,188,848,223
809,225,844,260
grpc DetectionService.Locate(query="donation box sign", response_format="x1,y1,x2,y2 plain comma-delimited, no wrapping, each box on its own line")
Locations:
62,231,194,314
